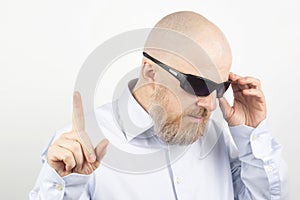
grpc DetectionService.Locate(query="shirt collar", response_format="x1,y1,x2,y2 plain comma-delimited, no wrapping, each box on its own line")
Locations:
113,79,223,157
114,79,154,142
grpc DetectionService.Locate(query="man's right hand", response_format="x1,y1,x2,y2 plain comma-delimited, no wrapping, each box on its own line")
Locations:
47,91,109,177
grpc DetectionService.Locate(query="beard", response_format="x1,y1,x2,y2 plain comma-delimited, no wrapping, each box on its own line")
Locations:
148,86,210,146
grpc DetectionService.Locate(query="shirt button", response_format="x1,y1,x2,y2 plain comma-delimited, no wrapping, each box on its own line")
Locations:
176,177,182,184
265,165,274,172
54,184,63,191
251,135,259,141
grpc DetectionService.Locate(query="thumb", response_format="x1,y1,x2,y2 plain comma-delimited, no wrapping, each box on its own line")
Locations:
95,139,109,161
219,97,232,120
78,130,97,163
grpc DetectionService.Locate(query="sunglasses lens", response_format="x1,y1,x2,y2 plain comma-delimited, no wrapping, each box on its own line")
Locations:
183,76,231,98
182,76,210,96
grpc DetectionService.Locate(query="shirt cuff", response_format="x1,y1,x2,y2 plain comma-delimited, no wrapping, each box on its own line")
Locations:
40,162,65,199
229,119,278,160
63,170,92,198
40,162,91,199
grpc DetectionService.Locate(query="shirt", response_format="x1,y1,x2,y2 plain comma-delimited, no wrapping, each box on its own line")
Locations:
30,79,288,200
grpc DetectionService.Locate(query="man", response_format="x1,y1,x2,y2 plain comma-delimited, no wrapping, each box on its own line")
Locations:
30,11,288,199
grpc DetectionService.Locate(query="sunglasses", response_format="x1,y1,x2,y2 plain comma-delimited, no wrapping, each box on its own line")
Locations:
143,52,231,98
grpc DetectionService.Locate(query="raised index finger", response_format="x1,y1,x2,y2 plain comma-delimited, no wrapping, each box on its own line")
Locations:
72,91,85,132
72,91,96,162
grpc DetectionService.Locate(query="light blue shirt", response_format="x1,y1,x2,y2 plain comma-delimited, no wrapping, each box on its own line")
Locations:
30,79,288,199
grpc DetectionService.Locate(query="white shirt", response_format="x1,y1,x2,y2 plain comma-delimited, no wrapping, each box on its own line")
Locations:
30,79,288,200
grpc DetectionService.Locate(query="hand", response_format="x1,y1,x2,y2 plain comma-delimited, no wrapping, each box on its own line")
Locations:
47,91,109,177
219,72,267,128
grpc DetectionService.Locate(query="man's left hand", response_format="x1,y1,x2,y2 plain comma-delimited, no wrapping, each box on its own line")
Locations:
219,72,267,128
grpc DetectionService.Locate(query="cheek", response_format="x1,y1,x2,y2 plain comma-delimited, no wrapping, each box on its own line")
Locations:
165,88,195,113
162,89,183,115
166,92,182,113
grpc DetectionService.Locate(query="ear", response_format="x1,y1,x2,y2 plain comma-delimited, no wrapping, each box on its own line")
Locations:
141,59,156,82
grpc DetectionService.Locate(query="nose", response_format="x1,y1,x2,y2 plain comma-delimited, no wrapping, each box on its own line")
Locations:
196,92,217,111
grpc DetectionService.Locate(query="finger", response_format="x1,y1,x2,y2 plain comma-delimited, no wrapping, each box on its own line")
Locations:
55,139,84,171
95,139,109,161
72,91,85,132
237,76,261,89
78,130,97,163
230,73,261,90
229,72,242,81
229,73,249,92
49,145,76,172
242,88,265,102
72,92,96,163
218,97,233,120
62,131,96,163
231,81,249,93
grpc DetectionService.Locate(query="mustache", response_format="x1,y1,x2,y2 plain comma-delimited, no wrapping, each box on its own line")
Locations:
183,106,209,118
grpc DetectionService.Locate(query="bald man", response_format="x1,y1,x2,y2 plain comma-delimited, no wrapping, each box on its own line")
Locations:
30,11,288,199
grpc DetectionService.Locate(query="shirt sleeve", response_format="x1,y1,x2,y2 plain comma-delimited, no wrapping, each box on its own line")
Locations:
228,119,288,200
29,131,94,200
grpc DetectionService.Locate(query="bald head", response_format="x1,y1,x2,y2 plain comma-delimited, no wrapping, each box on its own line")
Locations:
144,11,232,80
133,11,232,112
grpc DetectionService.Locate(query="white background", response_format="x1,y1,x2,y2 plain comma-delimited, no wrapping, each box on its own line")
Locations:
1,0,299,199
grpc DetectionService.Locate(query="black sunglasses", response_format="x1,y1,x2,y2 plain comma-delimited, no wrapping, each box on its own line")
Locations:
143,52,231,98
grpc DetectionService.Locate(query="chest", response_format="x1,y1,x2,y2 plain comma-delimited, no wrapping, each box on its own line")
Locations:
93,137,234,200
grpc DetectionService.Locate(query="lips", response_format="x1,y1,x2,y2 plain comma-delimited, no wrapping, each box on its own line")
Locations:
188,115,202,119
183,107,209,122
186,114,203,123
